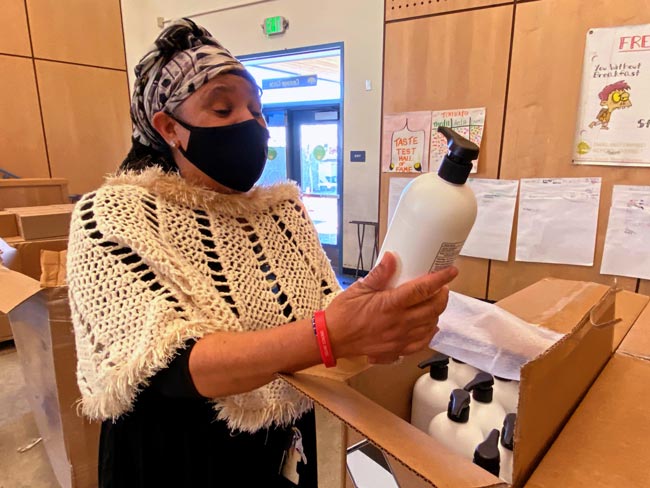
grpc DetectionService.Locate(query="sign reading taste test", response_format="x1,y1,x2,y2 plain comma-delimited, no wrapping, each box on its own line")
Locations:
382,112,432,173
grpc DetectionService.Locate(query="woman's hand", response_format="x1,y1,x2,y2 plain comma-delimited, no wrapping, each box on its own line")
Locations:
325,252,455,364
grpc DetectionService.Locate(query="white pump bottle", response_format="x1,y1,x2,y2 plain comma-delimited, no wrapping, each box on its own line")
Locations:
448,358,480,389
378,127,479,288
493,377,520,414
411,353,459,432
498,413,516,484
464,372,507,437
473,429,501,477
428,389,484,462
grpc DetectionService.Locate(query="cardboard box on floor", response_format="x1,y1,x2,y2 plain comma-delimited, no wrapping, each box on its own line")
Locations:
282,279,650,488
5,236,69,279
5,204,75,240
526,298,650,488
0,236,68,342
0,178,69,209
0,250,99,488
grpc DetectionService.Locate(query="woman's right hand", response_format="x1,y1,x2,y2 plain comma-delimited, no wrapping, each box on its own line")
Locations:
325,252,457,364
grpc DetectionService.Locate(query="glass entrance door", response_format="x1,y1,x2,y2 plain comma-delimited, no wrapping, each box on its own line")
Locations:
260,107,342,271
291,109,340,269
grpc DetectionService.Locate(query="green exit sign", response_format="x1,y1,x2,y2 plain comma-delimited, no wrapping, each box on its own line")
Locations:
263,16,288,36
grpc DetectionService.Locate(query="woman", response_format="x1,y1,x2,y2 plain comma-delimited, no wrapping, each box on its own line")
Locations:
67,19,455,487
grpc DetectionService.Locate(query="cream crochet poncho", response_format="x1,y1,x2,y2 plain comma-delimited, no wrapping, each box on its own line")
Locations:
67,168,341,433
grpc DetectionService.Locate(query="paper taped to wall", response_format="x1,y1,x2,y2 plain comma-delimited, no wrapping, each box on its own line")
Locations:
601,185,650,280
516,178,602,266
387,177,413,226
461,179,519,261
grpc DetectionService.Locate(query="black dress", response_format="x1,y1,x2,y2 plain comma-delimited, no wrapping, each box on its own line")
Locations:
98,342,318,487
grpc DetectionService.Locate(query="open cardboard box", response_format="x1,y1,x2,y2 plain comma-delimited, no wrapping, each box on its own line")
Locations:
282,279,650,487
526,299,650,487
0,249,99,488
5,204,75,240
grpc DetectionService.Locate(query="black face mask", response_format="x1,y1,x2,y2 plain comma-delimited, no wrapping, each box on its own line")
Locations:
171,115,269,192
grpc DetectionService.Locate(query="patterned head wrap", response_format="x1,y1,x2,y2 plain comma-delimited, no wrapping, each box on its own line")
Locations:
130,18,257,151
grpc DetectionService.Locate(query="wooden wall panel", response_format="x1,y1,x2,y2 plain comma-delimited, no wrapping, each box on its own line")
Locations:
488,0,650,301
26,0,126,69
35,61,131,195
386,0,513,22
382,6,513,298
0,0,32,56
0,55,50,179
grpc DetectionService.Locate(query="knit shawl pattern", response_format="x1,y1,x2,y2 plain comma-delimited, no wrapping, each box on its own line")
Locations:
67,168,341,433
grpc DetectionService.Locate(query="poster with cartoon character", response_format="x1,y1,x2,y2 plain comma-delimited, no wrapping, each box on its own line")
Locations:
382,112,431,173
574,24,650,167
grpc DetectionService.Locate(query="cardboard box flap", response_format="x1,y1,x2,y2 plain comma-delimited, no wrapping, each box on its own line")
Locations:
525,354,650,488
618,303,650,360
612,292,650,351
282,372,505,488
497,279,610,334
513,285,616,484
40,250,67,288
0,265,41,313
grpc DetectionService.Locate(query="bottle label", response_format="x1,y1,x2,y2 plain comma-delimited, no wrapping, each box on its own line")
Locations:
430,241,465,272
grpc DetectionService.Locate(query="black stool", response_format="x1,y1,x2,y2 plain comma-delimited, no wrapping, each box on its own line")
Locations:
350,220,379,277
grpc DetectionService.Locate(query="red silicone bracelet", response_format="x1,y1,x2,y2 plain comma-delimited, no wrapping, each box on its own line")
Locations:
313,310,336,368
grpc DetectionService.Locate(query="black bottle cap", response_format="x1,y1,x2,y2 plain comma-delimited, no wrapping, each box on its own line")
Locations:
473,429,501,477
418,353,450,381
447,389,471,423
501,413,516,451
464,372,495,403
437,126,480,185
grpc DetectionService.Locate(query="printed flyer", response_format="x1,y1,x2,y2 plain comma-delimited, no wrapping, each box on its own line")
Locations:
573,24,650,167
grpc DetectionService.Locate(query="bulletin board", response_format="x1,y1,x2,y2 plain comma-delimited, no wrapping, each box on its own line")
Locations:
380,0,650,300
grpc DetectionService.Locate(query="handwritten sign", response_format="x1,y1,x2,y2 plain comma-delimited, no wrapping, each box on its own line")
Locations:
573,24,650,167
382,112,431,173
430,108,485,173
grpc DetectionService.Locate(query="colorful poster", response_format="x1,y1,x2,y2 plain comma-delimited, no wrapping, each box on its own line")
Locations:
573,24,650,167
601,185,650,280
382,112,431,173
430,107,485,173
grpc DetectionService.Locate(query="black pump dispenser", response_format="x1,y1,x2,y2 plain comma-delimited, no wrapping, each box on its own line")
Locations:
464,372,495,403
447,389,471,423
437,126,480,185
473,429,501,476
418,353,450,381
501,413,516,450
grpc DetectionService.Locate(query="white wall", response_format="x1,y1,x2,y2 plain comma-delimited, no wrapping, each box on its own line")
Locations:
121,0,384,271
